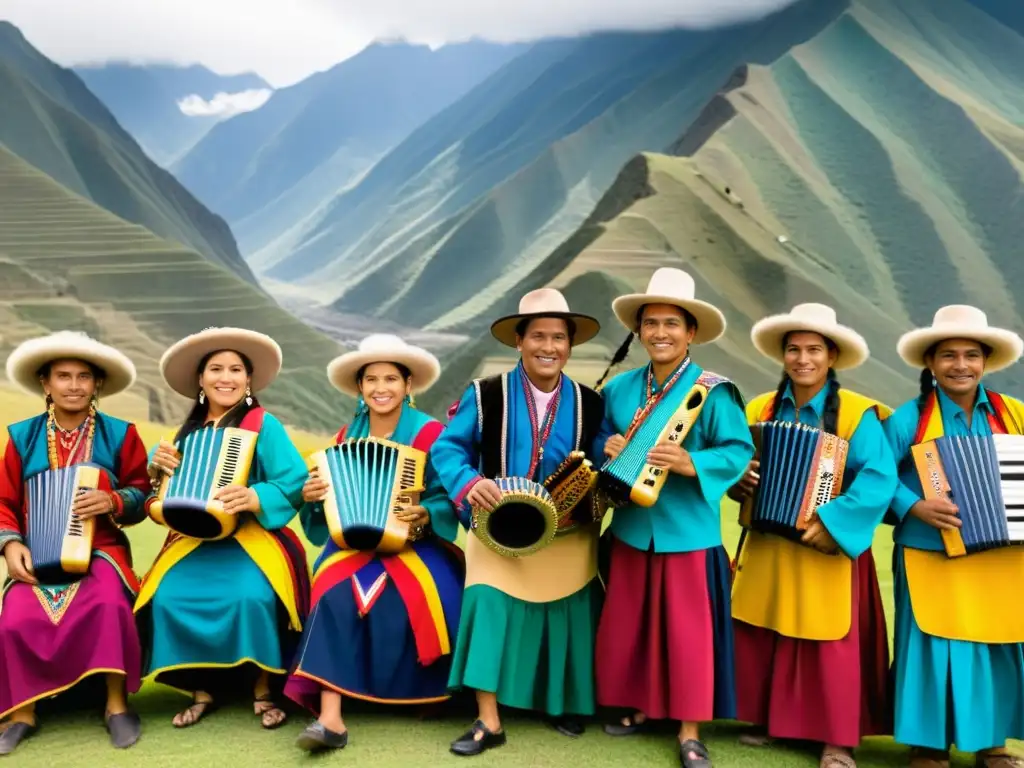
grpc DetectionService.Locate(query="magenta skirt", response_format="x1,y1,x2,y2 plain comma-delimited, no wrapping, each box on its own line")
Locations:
595,538,736,722
733,549,891,747
0,557,141,719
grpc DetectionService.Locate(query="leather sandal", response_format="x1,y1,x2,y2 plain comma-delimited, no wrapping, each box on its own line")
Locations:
820,747,857,768
0,721,37,756
604,712,648,736
679,738,712,767
253,695,287,730
450,720,506,757
976,752,1024,768
172,699,216,728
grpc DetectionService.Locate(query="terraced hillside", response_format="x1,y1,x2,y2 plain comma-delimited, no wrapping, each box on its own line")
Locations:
418,0,1024,415
0,146,351,432
0,22,256,285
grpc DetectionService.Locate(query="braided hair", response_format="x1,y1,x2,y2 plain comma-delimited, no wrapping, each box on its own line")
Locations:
594,304,699,390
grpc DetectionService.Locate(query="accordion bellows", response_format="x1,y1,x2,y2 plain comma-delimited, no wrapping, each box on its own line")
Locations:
150,426,258,541
740,421,849,543
913,433,1024,557
307,437,427,553
25,463,106,582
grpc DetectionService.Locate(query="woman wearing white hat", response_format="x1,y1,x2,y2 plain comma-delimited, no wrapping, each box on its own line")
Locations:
134,327,310,733
882,306,1024,768
728,304,898,768
0,331,150,755
593,268,754,768
282,334,464,753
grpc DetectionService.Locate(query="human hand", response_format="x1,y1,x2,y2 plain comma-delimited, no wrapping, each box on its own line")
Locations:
728,460,760,501
396,504,430,528
647,442,696,477
801,519,840,555
149,441,181,477
604,435,627,460
213,485,260,515
908,498,961,530
302,471,329,503
3,541,37,585
466,479,503,512
73,489,115,520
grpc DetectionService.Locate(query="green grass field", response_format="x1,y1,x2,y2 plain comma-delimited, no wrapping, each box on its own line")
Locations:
8,511,1021,768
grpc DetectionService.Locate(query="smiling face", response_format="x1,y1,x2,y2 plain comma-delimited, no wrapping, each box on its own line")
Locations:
927,338,987,398
359,362,410,417
516,317,572,390
783,331,837,390
198,350,250,413
41,358,101,415
638,304,695,367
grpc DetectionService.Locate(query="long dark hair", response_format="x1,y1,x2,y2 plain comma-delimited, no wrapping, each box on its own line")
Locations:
771,332,841,435
173,349,261,444
595,304,699,389
916,339,993,409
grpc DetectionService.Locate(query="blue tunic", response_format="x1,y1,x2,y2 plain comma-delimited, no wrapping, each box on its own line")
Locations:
142,412,308,690
288,402,464,705
883,385,1024,752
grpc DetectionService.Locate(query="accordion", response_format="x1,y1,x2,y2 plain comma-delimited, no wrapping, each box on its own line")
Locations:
25,463,108,583
307,437,427,553
738,421,849,545
598,382,709,508
912,433,1024,557
471,476,560,558
150,426,258,541
544,451,602,534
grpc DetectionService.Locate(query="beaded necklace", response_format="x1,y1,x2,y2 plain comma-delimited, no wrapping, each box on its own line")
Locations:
519,365,561,480
46,399,96,469
624,356,691,441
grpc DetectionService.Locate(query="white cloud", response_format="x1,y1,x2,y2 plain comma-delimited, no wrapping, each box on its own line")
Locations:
177,88,273,118
1,0,797,87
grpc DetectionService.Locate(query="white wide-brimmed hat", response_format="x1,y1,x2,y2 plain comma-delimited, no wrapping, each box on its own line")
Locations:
5,331,137,397
612,267,726,344
327,334,441,397
160,327,282,398
751,303,870,371
897,305,1023,373
490,288,600,348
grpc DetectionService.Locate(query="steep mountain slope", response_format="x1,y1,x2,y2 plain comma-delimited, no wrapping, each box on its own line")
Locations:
418,0,1024,415
0,145,350,431
74,63,271,166
0,22,257,285
173,40,526,257
261,0,849,317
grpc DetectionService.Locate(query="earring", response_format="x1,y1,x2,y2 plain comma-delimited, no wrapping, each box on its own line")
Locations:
245,386,252,406
408,392,417,408
198,390,205,405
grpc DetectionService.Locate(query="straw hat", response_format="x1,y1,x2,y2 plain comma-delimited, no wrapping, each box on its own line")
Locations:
327,334,441,397
897,305,1023,373
751,303,869,371
612,267,726,344
490,288,600,348
160,327,282,398
5,330,136,397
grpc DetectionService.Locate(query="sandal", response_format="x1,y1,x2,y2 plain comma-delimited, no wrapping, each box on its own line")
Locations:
976,752,1024,768
679,738,712,767
254,695,287,730
172,698,215,728
604,712,648,736
820,747,857,768
909,747,951,768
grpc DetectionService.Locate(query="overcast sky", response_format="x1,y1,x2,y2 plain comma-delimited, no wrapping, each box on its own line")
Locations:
3,0,796,87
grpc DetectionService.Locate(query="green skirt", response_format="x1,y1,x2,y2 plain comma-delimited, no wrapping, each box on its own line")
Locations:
447,579,603,716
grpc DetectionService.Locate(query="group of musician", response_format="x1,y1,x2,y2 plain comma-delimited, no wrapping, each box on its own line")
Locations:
0,265,1022,768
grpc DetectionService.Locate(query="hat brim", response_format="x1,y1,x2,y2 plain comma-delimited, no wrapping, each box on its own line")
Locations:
5,334,136,397
327,346,441,397
490,312,601,348
160,328,282,399
898,325,1024,373
751,315,870,371
612,294,726,344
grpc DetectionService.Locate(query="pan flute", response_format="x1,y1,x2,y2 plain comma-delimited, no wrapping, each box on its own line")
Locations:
912,433,1024,557
739,421,849,544
307,437,427,553
25,463,107,583
149,426,258,541
598,382,709,508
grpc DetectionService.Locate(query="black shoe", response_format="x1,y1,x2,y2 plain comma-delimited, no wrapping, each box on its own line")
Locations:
679,738,712,767
550,716,585,737
450,720,507,757
105,711,141,749
296,722,348,752
0,722,37,756
604,713,647,736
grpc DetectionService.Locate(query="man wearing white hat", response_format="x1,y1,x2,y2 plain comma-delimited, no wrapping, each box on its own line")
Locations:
431,288,611,756
728,304,898,768
882,306,1024,768
593,267,754,768
0,331,152,755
